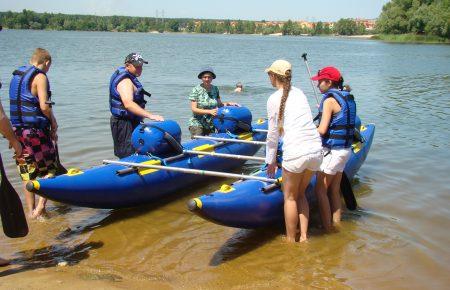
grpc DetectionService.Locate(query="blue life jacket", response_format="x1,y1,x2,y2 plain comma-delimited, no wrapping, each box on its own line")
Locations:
109,67,146,121
318,89,356,149
9,65,51,129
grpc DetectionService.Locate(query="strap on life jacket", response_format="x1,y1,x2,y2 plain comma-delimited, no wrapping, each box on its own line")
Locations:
139,124,184,154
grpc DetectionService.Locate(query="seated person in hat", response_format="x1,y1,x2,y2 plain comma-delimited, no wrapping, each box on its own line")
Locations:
188,67,238,138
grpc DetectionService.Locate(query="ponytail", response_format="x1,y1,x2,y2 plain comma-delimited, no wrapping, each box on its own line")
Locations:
276,70,292,134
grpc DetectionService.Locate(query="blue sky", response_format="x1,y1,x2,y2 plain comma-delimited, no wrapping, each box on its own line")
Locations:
0,0,389,21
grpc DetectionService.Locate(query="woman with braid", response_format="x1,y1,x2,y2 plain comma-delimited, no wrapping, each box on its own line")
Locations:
265,60,322,243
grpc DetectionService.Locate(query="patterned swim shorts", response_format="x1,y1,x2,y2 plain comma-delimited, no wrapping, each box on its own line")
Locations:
14,127,57,181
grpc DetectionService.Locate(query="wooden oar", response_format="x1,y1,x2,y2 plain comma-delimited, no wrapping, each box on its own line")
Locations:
340,172,357,210
54,143,67,175
0,153,28,238
104,159,279,183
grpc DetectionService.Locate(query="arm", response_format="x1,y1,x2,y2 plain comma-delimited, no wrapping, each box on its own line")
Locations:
35,74,53,121
190,101,217,116
117,79,163,121
265,98,279,178
317,98,338,136
35,73,58,140
218,96,240,107
0,104,22,157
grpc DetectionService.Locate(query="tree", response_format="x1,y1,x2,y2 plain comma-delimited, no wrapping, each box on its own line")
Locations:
334,18,366,35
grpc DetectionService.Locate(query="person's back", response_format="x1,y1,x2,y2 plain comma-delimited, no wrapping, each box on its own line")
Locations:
267,86,322,161
9,47,57,219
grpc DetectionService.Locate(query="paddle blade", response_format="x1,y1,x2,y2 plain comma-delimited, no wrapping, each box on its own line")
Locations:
0,154,28,238
54,144,68,176
341,172,357,211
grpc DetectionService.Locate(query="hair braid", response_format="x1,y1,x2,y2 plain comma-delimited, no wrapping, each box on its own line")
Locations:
276,70,292,134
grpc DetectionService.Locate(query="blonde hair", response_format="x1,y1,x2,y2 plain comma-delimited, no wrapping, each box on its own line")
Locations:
31,48,51,65
272,70,292,134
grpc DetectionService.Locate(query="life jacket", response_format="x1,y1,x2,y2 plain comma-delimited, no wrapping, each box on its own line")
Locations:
318,89,356,149
109,67,146,121
9,65,51,129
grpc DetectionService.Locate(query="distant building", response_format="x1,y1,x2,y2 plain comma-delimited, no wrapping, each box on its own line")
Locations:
354,18,376,30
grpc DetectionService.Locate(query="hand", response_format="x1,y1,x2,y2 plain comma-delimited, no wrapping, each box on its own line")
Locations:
209,108,218,116
149,114,164,121
51,120,58,131
226,102,240,107
266,162,278,178
9,139,23,159
51,130,58,142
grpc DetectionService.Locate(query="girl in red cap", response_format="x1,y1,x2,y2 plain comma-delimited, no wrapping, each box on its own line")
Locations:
311,67,357,231
265,60,323,243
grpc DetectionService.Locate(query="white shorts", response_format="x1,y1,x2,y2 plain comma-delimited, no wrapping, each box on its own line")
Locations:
320,148,352,175
282,151,323,173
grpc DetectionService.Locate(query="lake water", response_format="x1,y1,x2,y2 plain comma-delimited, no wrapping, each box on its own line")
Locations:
0,30,449,289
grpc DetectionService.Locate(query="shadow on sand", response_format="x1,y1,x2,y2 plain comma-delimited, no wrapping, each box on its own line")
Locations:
54,177,224,240
0,241,104,277
209,226,282,266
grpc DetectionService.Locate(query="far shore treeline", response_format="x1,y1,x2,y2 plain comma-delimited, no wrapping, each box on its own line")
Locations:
0,9,367,36
0,0,449,42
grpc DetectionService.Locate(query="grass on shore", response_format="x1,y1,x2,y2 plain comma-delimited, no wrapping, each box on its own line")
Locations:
371,34,450,44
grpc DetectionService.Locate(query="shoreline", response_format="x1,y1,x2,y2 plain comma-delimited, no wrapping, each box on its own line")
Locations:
2,28,448,44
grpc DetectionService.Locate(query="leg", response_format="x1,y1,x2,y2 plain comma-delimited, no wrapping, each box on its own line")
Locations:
33,196,48,218
315,172,334,232
22,181,35,218
329,172,344,225
282,169,302,243
297,169,314,242
111,117,138,158
189,126,204,139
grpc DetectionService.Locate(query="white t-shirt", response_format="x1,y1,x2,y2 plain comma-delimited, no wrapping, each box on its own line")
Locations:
265,86,322,163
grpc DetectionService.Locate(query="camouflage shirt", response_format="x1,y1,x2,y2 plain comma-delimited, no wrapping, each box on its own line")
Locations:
188,84,220,130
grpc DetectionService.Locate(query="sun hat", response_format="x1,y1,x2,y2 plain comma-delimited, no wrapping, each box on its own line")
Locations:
124,53,148,66
311,66,341,82
198,67,216,79
265,60,292,76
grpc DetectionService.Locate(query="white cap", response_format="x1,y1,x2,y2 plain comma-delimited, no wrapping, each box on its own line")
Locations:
265,59,292,76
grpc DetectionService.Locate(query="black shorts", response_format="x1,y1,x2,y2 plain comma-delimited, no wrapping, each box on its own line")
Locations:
110,116,140,158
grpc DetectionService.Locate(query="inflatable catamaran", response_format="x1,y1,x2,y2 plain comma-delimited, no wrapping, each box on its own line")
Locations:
27,107,268,209
188,123,375,229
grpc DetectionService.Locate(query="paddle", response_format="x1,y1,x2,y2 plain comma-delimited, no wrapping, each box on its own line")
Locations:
54,143,67,175
340,172,357,210
301,53,320,105
301,52,358,210
0,152,29,238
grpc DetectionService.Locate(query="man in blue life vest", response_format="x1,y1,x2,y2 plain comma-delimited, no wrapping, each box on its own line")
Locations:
9,48,58,219
109,53,164,158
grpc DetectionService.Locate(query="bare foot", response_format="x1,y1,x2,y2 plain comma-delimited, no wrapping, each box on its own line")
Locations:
0,257,10,267
299,235,308,243
332,222,342,232
28,213,35,219
32,206,48,220
281,235,296,243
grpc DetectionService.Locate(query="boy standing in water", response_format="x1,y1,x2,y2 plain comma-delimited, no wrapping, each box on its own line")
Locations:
312,67,356,231
9,48,58,219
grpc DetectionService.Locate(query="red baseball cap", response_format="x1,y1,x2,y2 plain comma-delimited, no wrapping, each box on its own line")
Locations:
311,66,341,82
